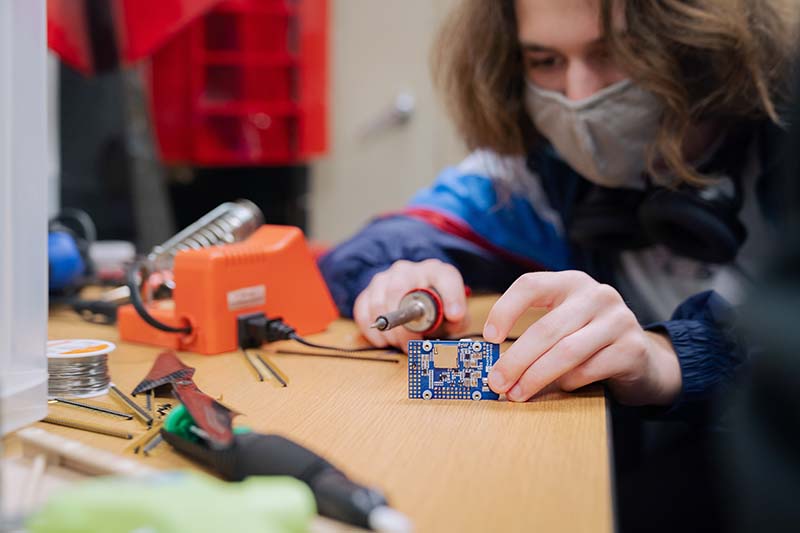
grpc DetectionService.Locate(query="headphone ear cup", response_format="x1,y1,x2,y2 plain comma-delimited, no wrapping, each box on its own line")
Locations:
569,187,651,250
639,189,747,264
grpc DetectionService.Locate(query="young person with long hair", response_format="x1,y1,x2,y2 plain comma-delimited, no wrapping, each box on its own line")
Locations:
321,0,797,411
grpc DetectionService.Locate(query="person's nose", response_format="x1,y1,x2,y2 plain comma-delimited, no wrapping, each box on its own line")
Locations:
564,59,609,101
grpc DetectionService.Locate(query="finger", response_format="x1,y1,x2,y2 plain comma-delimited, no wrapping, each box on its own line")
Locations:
505,318,620,402
353,288,370,327
365,270,390,310
483,271,594,343
443,313,471,337
422,260,467,322
558,344,630,392
488,292,603,393
559,334,659,406
385,327,421,353
382,261,428,311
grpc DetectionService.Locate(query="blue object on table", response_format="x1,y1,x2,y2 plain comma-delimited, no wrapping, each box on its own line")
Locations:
48,230,85,291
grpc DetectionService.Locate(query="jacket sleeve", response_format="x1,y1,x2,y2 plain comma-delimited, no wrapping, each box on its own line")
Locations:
318,215,529,317
318,151,573,317
644,290,746,418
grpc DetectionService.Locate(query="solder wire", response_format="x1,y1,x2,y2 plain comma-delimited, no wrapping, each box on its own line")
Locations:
47,353,110,397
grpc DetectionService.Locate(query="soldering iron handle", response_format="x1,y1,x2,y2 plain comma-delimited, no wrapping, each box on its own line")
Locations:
418,285,471,336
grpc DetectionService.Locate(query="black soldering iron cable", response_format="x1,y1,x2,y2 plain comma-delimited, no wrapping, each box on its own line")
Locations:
126,258,192,334
288,333,401,354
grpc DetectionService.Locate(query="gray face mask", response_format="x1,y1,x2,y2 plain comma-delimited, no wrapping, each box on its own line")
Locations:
524,79,663,189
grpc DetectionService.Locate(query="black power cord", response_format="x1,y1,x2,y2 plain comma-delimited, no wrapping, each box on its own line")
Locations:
126,259,192,334
237,312,400,354
267,348,399,364
289,335,397,353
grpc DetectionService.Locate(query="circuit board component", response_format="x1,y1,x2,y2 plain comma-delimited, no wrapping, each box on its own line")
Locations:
408,339,500,401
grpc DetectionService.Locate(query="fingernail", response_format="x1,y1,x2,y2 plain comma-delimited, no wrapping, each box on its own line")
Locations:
483,323,498,341
488,369,506,392
507,384,523,402
447,303,463,319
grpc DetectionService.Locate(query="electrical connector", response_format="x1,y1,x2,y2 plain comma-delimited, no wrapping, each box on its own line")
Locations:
237,312,268,349
237,312,296,349
264,317,296,343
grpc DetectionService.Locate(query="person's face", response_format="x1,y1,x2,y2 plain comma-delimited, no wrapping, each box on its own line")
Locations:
516,0,627,100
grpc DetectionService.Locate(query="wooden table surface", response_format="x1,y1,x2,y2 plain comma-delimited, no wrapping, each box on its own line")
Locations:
35,296,612,533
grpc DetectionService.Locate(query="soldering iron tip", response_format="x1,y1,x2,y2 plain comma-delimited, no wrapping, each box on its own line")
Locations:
370,318,388,331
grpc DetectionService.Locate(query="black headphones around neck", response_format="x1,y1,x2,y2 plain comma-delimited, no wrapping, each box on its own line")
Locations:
568,128,751,264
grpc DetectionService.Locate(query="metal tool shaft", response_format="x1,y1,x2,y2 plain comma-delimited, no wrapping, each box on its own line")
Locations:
109,385,154,427
370,289,441,333
142,434,163,456
242,348,264,382
50,398,133,420
253,352,288,387
371,302,426,331
42,415,132,440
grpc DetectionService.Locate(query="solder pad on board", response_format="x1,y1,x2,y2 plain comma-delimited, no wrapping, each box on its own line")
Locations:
408,339,500,401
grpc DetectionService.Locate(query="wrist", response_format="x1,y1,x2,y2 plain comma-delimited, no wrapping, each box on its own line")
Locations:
643,331,682,405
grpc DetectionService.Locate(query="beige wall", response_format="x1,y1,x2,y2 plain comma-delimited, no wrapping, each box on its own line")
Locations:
309,0,466,244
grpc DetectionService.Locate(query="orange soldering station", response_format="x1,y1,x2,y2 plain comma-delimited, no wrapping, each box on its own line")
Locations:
117,201,338,355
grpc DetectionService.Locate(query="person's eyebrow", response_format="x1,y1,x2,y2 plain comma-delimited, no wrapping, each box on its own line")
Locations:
520,43,557,53
520,37,606,53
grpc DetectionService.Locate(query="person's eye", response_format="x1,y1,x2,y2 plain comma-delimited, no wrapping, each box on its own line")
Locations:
526,55,564,70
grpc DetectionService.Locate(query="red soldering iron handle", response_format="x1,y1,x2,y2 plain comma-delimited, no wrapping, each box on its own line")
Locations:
408,287,444,336
400,285,471,336
371,286,471,336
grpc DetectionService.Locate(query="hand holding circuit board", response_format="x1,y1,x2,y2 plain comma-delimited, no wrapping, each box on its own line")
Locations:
481,271,682,406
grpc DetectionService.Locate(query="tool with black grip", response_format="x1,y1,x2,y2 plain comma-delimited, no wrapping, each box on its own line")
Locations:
160,405,411,532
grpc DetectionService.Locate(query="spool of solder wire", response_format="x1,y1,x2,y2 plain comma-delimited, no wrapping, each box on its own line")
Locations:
46,339,115,398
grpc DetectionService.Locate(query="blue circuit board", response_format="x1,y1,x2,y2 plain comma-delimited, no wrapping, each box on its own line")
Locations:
408,339,500,401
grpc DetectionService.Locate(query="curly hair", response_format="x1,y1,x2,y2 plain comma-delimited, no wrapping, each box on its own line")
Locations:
432,0,798,185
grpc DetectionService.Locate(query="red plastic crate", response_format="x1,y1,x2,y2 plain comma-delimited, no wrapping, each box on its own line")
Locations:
48,0,92,74
148,0,328,166
196,111,296,164
114,0,223,62
48,0,223,74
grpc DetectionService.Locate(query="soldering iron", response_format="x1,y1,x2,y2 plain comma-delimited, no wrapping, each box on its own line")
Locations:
371,287,468,336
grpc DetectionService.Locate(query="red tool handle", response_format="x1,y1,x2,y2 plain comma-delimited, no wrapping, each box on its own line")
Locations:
404,285,471,336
